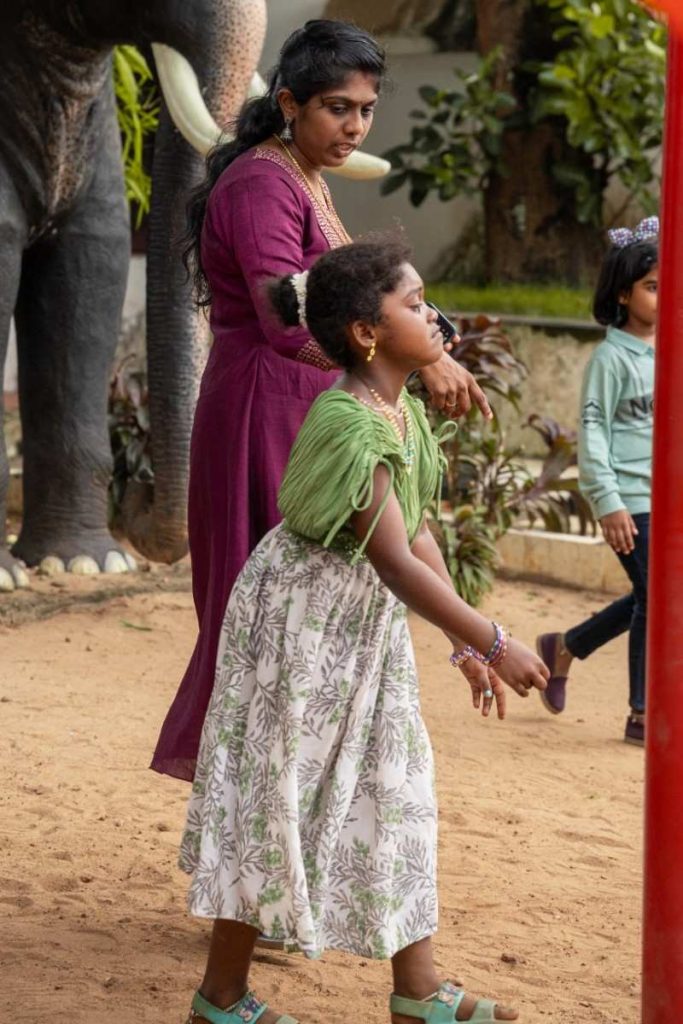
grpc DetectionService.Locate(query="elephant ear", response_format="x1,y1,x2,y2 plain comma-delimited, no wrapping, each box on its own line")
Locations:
152,46,390,181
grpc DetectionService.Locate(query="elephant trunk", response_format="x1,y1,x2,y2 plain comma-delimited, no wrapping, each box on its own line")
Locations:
121,0,267,563
121,107,205,564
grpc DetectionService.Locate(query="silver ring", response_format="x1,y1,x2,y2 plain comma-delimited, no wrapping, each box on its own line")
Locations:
484,689,493,699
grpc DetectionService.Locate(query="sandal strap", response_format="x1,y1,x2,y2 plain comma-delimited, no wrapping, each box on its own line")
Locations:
390,982,466,1023
468,998,499,1021
191,990,271,1024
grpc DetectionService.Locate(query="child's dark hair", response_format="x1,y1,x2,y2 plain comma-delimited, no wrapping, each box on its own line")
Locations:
593,240,659,327
183,20,386,308
269,237,413,369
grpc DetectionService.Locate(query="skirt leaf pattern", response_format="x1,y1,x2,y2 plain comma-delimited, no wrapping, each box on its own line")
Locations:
179,525,438,959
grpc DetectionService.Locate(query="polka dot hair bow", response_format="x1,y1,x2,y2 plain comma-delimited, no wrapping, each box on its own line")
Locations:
608,216,659,249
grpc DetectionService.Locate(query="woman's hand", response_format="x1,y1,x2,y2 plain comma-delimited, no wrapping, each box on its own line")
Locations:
458,658,507,719
418,353,492,421
600,509,638,554
495,638,549,695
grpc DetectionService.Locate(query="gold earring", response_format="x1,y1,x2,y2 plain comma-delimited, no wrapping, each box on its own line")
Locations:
366,341,376,363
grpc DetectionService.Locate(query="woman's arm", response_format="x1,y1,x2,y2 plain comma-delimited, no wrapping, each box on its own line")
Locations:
211,173,335,368
352,467,548,693
419,355,492,422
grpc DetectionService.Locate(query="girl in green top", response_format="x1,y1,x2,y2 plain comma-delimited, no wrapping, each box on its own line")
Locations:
179,238,548,1024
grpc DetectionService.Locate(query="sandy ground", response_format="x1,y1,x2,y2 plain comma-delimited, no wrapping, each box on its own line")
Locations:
1,570,642,1024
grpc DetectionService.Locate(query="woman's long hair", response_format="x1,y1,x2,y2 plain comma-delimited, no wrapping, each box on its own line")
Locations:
183,19,386,308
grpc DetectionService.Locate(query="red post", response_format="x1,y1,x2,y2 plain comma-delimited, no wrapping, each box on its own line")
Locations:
643,24,683,1024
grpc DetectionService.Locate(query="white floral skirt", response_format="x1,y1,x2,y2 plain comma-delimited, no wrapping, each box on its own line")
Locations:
179,524,438,960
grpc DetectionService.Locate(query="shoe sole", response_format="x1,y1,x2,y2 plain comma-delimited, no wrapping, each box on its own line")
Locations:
255,936,286,950
624,735,645,747
536,636,563,715
254,936,301,953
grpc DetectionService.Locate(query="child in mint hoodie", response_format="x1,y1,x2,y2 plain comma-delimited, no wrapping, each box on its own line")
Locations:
536,218,658,746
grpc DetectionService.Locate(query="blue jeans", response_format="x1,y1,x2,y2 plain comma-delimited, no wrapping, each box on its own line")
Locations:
564,512,649,713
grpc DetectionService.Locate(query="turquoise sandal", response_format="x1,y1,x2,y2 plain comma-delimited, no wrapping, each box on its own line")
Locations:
187,990,298,1024
390,981,507,1023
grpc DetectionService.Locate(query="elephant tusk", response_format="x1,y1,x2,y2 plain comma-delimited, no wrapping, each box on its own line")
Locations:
248,71,390,181
152,42,227,156
153,47,390,179
247,71,266,99
328,151,391,181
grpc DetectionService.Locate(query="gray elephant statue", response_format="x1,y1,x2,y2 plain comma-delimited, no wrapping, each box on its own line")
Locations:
0,0,268,591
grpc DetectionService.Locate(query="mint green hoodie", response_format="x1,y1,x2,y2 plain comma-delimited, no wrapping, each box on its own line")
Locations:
577,326,654,519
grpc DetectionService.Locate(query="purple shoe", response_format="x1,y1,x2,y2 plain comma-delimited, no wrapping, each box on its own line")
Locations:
624,713,645,747
536,632,568,715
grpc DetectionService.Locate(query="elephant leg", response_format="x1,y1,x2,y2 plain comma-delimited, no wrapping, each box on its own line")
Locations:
0,164,29,592
12,133,135,574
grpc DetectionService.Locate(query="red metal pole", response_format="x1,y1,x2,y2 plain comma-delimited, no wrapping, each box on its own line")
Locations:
643,24,683,1024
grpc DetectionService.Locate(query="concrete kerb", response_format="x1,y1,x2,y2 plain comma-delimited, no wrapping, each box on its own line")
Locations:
496,528,629,595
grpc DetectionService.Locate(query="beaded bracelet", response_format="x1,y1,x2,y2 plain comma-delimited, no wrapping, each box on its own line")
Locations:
483,622,509,667
449,622,509,670
449,646,475,669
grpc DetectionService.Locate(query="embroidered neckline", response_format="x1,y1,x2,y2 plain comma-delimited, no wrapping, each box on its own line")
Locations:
251,146,350,250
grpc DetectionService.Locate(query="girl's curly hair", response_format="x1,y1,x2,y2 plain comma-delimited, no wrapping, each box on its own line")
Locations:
269,236,413,370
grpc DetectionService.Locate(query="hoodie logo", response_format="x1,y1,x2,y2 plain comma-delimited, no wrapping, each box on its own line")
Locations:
582,399,603,427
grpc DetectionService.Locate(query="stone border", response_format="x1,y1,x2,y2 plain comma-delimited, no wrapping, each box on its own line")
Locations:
497,528,628,595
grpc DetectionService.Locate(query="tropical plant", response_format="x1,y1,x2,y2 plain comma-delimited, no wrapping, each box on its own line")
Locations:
519,414,595,535
382,0,665,283
113,45,160,227
532,0,666,225
108,356,152,533
416,315,594,604
382,48,515,209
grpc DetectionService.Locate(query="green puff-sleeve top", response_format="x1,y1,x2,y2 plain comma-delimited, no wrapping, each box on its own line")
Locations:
278,388,454,563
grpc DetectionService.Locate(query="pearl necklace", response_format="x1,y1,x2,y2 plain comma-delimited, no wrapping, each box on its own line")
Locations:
274,136,353,245
352,387,416,473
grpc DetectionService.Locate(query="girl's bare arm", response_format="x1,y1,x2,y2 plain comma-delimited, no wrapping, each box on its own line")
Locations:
352,467,548,692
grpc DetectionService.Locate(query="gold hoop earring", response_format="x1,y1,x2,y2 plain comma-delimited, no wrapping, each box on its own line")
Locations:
366,341,376,363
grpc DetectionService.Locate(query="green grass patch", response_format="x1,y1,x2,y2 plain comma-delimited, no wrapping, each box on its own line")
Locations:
426,282,594,320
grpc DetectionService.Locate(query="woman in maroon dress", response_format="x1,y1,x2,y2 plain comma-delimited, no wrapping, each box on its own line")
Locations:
151,20,489,782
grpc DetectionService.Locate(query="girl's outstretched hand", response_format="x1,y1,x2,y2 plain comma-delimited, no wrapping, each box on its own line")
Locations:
496,637,549,695
459,659,507,719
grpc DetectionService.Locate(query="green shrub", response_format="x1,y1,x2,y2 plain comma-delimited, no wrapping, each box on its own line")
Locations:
417,316,594,605
108,357,152,532
382,1,664,227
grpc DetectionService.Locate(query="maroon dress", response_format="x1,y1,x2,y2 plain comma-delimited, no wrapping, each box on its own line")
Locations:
151,147,345,781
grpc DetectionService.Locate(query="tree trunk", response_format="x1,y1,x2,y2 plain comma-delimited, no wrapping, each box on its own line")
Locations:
482,123,603,284
476,0,603,284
